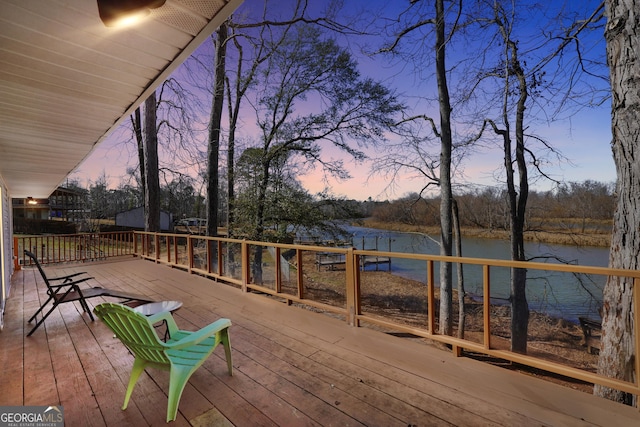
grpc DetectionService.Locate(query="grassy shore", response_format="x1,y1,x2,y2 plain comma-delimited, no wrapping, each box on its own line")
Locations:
362,219,612,248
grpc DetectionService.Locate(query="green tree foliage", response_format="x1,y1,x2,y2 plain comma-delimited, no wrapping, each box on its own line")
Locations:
233,147,355,243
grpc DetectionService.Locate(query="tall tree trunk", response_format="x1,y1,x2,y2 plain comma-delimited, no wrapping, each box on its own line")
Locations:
131,107,145,205
492,114,529,354
492,6,530,353
251,160,270,285
510,48,530,354
207,23,227,238
435,0,454,336
453,198,465,338
226,25,252,238
226,81,236,237
143,92,160,232
595,0,637,406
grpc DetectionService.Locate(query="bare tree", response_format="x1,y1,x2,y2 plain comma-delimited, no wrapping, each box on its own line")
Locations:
206,23,228,237
127,73,206,231
143,92,160,232
131,107,146,205
483,1,599,353
223,12,288,237
246,25,401,281
484,2,531,353
194,1,350,239
376,0,464,335
435,0,455,336
374,0,607,345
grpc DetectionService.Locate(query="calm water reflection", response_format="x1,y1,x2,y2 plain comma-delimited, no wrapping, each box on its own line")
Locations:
348,226,609,322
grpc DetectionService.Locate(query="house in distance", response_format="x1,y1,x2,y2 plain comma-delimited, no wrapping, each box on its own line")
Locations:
115,207,173,231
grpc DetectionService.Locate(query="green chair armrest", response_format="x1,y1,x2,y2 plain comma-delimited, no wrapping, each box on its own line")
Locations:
166,318,231,350
146,310,180,336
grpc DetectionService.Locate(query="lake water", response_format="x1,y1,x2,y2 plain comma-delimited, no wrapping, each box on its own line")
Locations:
346,226,609,323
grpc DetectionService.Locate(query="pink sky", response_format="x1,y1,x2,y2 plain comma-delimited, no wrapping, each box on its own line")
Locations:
72,103,615,201
70,0,615,201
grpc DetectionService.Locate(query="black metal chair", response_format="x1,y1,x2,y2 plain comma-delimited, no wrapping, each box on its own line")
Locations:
25,250,153,336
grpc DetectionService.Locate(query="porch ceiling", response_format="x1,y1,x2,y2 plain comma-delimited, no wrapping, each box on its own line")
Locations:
0,0,242,198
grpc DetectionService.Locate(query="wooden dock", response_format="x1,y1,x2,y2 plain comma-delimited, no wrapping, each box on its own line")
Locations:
315,253,391,271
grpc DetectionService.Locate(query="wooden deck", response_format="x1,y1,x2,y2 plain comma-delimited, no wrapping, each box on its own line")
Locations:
1,258,639,426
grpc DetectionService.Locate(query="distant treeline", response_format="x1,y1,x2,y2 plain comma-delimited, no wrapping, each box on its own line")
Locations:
367,180,614,233
71,178,613,236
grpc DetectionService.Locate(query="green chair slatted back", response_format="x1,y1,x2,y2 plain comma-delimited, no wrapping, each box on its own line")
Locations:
97,304,170,364
93,302,232,422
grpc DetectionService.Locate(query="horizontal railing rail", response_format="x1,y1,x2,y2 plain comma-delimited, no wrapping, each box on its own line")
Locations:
351,249,640,397
132,230,640,399
29,230,627,400
14,231,135,267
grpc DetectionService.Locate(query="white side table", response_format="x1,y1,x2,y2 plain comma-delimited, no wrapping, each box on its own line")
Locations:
133,300,183,316
133,300,183,340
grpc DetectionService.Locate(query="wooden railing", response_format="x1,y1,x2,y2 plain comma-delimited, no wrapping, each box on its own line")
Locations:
134,230,640,400
15,231,638,398
14,231,135,268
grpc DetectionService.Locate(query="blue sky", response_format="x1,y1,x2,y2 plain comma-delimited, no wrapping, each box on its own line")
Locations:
71,0,614,201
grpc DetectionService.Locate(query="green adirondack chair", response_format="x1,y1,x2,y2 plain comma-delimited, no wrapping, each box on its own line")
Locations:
93,302,232,422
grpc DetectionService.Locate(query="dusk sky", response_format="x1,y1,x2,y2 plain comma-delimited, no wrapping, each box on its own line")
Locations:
70,0,614,201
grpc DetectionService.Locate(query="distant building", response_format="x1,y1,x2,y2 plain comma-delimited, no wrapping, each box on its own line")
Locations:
49,186,88,221
115,207,173,231
12,197,49,220
12,186,87,221
12,186,86,234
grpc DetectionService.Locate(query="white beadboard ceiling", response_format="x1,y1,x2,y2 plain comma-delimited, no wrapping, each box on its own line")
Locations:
0,0,242,198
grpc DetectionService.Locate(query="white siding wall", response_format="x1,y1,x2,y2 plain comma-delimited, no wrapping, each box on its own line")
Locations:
0,174,14,330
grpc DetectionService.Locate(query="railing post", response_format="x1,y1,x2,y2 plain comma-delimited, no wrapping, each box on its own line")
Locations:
81,234,87,262
634,277,640,398
483,265,492,350
206,238,212,274
241,240,249,292
296,249,304,299
187,235,194,274
345,247,359,326
13,237,20,271
167,235,172,264
154,233,160,262
174,236,179,264
427,260,435,334
275,247,282,294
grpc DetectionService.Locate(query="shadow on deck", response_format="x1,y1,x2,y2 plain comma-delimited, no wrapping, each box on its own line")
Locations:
1,258,638,426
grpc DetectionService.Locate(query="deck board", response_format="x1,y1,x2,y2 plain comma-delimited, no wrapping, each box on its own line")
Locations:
1,257,639,426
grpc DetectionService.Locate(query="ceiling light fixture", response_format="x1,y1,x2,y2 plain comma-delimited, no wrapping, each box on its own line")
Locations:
97,0,166,28
27,197,38,205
